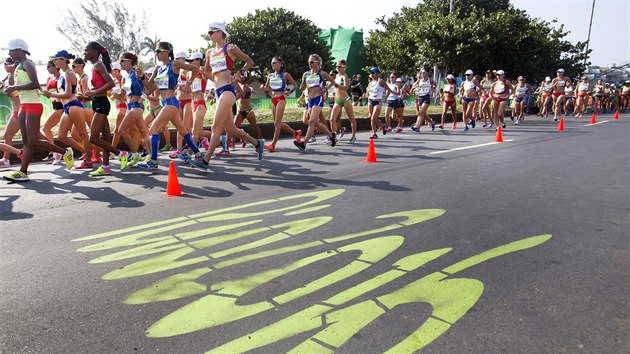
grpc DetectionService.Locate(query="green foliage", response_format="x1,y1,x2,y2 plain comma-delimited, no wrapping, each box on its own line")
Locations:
55,0,149,59
200,8,332,84
366,0,590,82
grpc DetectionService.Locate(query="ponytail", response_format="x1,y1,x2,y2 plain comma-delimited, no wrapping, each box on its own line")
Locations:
86,41,112,72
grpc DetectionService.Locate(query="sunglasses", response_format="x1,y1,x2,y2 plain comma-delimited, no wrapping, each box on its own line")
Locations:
208,30,220,35
271,61,280,64
390,76,396,78
155,49,169,53
119,58,131,63
308,61,318,64
336,65,345,68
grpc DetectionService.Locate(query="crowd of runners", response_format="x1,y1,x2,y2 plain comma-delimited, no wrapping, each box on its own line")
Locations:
1,22,629,182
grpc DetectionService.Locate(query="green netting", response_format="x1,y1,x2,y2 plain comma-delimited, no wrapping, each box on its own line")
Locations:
320,27,366,79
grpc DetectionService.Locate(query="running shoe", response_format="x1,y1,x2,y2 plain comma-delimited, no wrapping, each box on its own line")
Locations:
514,120,520,125
463,126,469,132
3,170,29,182
62,147,74,170
176,152,192,163
119,151,129,171
215,149,230,158
330,132,337,147
256,139,264,160
471,119,476,128
370,133,378,139
482,123,488,128
293,140,306,151
349,136,357,144
52,153,62,165
411,126,419,132
510,116,515,121
75,160,94,170
395,127,403,133
264,144,276,152
338,127,346,139
386,127,392,132
431,122,436,131
128,153,141,167
553,116,559,122
241,140,247,148
190,154,209,170
169,151,182,159
452,123,457,129
324,137,331,145
294,129,302,142
382,124,388,135
91,154,102,164
138,159,158,169
0,158,9,168
202,138,210,150
308,137,316,143
501,121,506,128
228,141,235,149
89,166,111,176
42,153,54,162
438,124,444,130
159,144,172,152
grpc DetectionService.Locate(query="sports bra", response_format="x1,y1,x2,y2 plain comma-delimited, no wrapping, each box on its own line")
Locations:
90,65,108,90
191,72,207,93
46,75,59,92
304,70,324,88
243,86,252,99
57,74,77,94
463,81,477,91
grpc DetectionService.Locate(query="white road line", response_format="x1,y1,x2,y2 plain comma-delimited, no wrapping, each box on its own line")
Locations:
585,120,609,126
428,140,514,155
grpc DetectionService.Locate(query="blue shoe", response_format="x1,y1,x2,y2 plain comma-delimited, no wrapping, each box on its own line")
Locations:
220,135,228,151
138,159,158,169
176,152,192,163
190,154,209,170
471,119,476,128
308,137,316,143
463,126,469,132
431,123,435,131
411,126,419,132
256,139,264,160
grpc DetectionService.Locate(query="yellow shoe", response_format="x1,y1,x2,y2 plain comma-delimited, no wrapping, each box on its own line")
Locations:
89,166,111,176
62,147,74,170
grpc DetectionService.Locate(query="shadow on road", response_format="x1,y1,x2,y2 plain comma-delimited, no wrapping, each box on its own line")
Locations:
0,195,34,220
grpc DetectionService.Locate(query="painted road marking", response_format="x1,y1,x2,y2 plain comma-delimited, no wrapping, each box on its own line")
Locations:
73,189,552,353
427,140,514,155
585,120,609,126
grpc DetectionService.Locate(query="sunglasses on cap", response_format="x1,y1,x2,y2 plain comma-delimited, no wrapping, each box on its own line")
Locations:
208,29,220,35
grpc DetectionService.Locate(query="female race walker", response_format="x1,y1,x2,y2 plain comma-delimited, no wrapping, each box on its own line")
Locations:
385,71,404,134
512,76,531,125
490,70,512,129
198,22,264,167
116,51,151,167
574,76,590,118
459,69,479,131
480,70,494,127
366,66,393,138
330,60,358,142
293,54,338,150
137,41,203,169
2,39,73,182
263,56,301,152
440,74,457,129
83,41,130,176
550,68,571,121
1,57,21,167
409,68,435,132
44,50,92,169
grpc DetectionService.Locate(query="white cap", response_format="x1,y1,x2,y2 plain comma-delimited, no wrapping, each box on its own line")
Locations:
545,76,551,81
175,51,188,59
465,69,473,75
110,62,121,70
208,22,230,37
625,80,630,84
557,68,565,73
446,74,455,80
611,83,616,87
186,51,203,61
496,70,505,75
2,39,29,53
395,78,402,83
517,76,524,80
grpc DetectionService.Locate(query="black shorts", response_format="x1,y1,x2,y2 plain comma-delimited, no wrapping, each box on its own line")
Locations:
92,96,111,115
52,101,63,111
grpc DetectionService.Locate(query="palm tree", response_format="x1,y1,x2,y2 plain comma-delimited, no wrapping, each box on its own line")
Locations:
140,35,160,64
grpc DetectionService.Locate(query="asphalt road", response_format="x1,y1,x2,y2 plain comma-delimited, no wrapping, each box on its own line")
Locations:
1,112,628,353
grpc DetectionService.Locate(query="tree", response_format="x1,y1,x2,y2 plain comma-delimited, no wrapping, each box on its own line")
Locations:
365,0,590,82
56,0,149,59
201,8,332,85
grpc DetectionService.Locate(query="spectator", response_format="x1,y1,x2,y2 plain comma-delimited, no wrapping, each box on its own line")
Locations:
351,74,363,106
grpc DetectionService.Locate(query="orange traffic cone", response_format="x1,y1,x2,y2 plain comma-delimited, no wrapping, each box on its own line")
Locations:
495,125,504,143
364,139,378,163
164,161,184,196
613,110,619,120
557,117,565,131
590,112,597,124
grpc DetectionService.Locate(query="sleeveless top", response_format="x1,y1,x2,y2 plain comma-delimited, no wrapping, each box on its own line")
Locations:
415,78,431,96
387,82,399,100
90,65,108,90
269,72,286,92
515,85,528,97
123,68,144,97
154,62,178,91
191,72,207,93
304,70,324,89
14,62,40,103
368,79,386,100
209,44,233,74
